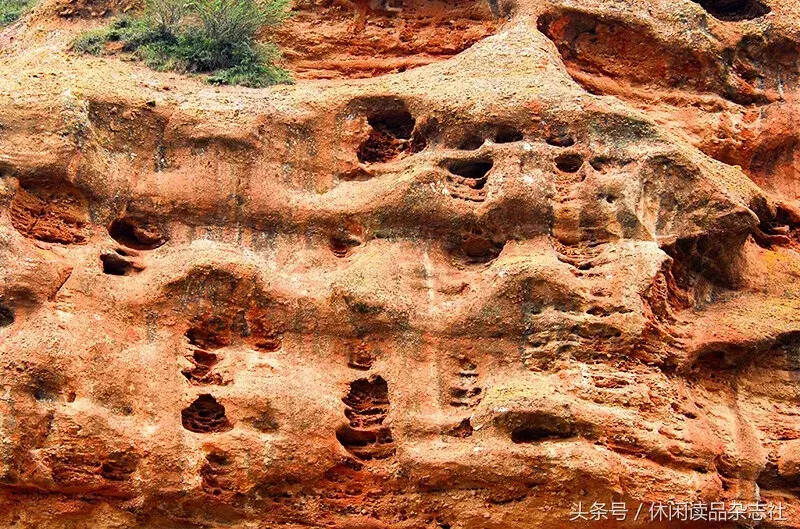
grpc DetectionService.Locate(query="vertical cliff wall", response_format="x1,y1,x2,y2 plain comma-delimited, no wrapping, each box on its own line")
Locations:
1,0,800,527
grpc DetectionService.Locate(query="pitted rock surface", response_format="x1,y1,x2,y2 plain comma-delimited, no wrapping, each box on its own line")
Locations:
2,0,800,527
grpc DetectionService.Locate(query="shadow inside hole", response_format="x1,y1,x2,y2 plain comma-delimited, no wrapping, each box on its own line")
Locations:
108,217,167,250
335,425,395,460
507,412,576,443
0,304,13,327
368,110,414,139
692,0,770,21
181,394,233,433
511,426,574,443
555,153,584,173
357,105,426,164
30,371,61,401
458,134,485,150
330,235,363,258
445,159,494,180
100,253,135,276
589,156,614,171
494,126,523,143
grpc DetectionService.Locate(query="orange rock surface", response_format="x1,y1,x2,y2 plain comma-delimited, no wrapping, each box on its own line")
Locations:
1,0,800,527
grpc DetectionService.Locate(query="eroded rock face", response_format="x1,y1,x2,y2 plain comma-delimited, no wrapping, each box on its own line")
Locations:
1,0,800,527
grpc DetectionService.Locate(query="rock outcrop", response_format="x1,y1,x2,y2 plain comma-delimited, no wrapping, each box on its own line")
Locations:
1,0,800,527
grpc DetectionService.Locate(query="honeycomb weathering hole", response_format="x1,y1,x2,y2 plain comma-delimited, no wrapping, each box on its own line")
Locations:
338,376,395,460
30,371,61,402
100,253,136,276
182,350,223,385
494,126,523,143
244,307,285,352
443,158,494,201
357,107,426,164
348,343,376,370
511,426,574,443
449,417,474,438
342,376,389,414
692,0,770,21
368,110,414,139
446,159,493,180
181,394,233,433
201,451,234,496
555,153,584,173
508,413,576,443
193,350,219,367
108,217,167,250
330,235,363,257
449,357,482,407
184,311,282,352
0,305,14,327
205,451,230,467
335,425,395,461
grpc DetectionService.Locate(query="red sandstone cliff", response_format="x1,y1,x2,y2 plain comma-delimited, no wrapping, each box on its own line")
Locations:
1,0,800,527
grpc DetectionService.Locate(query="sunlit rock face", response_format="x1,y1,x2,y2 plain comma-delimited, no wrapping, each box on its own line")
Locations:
2,0,800,527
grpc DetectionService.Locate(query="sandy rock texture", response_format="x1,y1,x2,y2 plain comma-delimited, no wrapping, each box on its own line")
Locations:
1,0,800,527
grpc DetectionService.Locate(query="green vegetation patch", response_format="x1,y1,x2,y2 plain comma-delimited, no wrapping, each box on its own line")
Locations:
73,0,292,87
0,0,33,26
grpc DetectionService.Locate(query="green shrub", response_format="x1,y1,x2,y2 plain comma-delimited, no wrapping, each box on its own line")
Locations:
207,43,292,87
187,0,289,71
114,16,171,48
72,27,111,54
145,0,186,34
72,17,167,55
71,0,292,87
0,0,33,26
195,0,266,45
